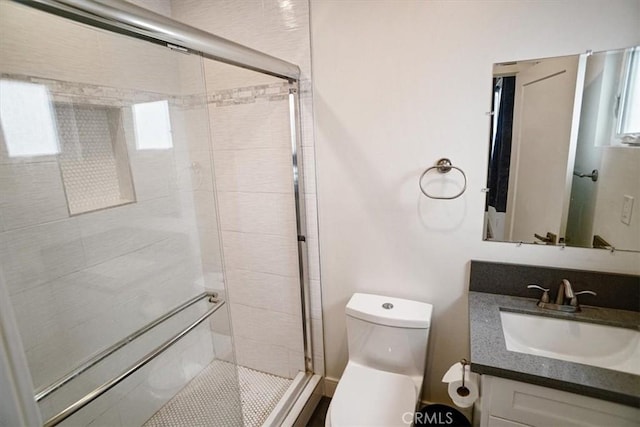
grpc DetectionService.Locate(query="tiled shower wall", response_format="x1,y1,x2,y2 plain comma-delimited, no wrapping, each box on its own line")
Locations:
208,81,304,378
0,2,233,424
171,0,325,377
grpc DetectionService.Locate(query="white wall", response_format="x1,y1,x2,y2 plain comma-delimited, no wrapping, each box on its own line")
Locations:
310,0,640,404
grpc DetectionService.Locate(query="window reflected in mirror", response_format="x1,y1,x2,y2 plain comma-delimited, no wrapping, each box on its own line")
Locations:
617,46,639,141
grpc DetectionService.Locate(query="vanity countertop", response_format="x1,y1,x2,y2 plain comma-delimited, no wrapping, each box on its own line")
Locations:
469,291,640,408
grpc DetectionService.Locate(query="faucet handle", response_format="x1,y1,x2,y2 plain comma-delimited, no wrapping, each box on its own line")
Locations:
570,290,597,308
527,284,550,303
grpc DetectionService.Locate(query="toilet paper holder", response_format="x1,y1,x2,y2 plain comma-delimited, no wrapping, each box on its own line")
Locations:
443,358,480,409
457,359,470,397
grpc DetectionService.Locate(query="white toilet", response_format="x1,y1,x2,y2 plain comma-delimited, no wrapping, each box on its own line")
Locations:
326,293,433,427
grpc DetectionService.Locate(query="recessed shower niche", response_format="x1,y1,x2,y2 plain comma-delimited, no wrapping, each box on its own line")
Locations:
55,102,136,215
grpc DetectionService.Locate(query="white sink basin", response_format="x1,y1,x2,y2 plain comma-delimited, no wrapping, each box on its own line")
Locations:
500,310,640,375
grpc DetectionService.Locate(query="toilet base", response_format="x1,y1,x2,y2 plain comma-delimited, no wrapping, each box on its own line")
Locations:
325,362,417,427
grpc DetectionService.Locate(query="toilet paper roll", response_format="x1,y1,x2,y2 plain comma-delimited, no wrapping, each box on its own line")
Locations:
442,362,470,383
447,378,479,408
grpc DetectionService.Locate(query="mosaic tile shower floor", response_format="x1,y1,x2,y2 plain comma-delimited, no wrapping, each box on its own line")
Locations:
143,360,292,427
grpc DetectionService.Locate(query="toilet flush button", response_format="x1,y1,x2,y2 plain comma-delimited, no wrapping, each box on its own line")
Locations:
382,303,393,309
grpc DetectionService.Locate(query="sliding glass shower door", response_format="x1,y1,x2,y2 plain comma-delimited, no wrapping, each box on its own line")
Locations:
0,0,310,425
0,1,242,425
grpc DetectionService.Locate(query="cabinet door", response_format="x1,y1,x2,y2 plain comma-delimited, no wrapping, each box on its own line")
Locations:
484,376,640,427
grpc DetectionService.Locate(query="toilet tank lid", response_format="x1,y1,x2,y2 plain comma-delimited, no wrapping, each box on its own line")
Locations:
346,293,433,329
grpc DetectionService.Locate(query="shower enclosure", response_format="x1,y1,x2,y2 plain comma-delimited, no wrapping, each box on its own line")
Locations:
0,0,314,425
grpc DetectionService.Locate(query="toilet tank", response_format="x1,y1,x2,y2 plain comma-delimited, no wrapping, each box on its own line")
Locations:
346,293,432,383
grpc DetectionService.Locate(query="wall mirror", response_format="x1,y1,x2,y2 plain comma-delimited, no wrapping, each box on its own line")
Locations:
483,46,640,252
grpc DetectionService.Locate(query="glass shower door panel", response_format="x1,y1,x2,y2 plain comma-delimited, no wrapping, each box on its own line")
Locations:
0,2,240,425
202,56,306,383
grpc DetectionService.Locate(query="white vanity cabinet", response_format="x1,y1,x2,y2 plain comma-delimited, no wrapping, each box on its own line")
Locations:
477,375,640,427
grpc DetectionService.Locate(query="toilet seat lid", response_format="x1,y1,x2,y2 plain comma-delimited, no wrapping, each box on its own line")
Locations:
330,363,416,427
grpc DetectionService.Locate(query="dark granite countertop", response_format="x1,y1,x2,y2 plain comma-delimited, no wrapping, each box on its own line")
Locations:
469,291,640,408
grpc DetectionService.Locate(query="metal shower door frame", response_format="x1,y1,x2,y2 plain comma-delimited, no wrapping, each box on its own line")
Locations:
16,0,301,80
5,0,316,422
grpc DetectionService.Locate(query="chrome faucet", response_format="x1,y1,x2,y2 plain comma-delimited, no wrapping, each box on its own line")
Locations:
527,279,596,313
555,279,575,305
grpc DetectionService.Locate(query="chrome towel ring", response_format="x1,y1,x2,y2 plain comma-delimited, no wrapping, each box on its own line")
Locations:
419,158,467,200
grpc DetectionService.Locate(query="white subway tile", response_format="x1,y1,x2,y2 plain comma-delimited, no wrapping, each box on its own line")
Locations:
230,303,303,353
171,107,213,153
0,2,109,86
12,270,120,352
217,191,297,236
24,315,114,389
80,236,201,296
77,202,175,265
234,336,290,378
0,218,85,295
97,31,185,95
221,231,298,277
212,148,293,193
202,58,277,92
209,100,290,151
10,282,64,352
177,190,218,231
0,161,69,230
128,150,176,202
199,226,223,275
173,150,214,193
226,269,301,316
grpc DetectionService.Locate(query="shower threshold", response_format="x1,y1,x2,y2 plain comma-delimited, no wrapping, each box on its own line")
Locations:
144,360,293,427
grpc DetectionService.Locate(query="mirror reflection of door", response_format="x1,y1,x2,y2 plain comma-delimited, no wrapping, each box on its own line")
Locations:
489,55,585,244
565,53,617,247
